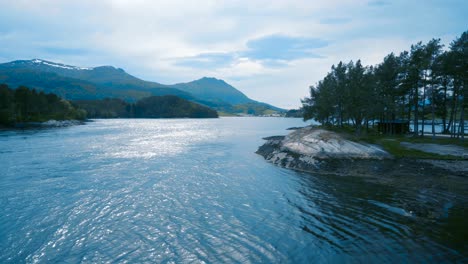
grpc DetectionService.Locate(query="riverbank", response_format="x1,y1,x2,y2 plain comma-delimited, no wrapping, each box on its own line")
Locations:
256,126,468,177
256,125,468,232
1,117,466,261
0,119,86,130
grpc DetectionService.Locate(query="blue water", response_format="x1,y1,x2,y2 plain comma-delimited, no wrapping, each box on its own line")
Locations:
0,118,466,263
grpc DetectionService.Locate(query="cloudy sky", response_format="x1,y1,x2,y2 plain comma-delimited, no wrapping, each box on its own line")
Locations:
0,0,466,108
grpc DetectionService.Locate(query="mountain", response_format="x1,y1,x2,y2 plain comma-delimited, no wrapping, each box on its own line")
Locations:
0,59,284,115
169,77,284,115
1,59,156,86
0,59,192,101
170,77,251,105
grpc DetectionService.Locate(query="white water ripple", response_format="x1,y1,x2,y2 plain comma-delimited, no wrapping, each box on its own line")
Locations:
0,118,466,263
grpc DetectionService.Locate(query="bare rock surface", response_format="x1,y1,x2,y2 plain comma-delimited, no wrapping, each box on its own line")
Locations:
281,127,390,159
257,127,468,228
257,127,467,177
12,119,85,128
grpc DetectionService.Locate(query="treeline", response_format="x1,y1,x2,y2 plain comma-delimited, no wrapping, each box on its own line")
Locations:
199,100,281,116
74,98,130,118
74,95,219,118
0,84,218,127
0,84,86,126
302,31,467,138
285,109,303,118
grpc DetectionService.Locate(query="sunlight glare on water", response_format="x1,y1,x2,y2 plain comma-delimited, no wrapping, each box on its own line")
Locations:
0,118,466,263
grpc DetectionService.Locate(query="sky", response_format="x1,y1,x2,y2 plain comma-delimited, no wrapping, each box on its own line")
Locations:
0,0,466,109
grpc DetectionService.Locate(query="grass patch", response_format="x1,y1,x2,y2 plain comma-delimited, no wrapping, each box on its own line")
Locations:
401,136,468,148
313,125,466,160
376,139,460,160
217,112,239,117
357,135,465,160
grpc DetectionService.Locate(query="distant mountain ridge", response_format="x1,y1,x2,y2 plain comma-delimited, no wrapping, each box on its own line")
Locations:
0,59,192,101
172,77,251,105
0,59,284,115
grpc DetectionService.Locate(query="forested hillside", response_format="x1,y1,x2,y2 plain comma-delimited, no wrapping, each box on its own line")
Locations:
0,60,283,115
0,84,86,126
74,96,218,119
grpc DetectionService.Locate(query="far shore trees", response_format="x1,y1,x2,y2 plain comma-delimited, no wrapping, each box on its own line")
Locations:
0,84,86,126
302,31,467,139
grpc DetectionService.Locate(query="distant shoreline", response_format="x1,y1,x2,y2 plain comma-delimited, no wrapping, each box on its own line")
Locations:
0,119,86,130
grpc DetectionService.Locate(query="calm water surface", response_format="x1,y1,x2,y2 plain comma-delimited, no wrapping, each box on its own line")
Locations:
0,118,466,263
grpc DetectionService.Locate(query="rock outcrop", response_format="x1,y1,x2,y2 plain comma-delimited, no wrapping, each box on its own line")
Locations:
13,119,85,128
256,127,392,175
256,126,468,177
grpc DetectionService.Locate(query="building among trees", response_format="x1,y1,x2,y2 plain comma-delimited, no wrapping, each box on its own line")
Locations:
302,31,467,139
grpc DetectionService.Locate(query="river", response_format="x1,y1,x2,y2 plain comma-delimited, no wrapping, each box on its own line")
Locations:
0,118,466,263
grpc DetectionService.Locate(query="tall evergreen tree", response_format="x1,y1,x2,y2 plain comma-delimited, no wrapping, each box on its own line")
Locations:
302,31,466,140
449,31,467,139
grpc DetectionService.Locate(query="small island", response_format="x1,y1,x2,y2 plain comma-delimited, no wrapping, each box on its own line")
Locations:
257,126,467,177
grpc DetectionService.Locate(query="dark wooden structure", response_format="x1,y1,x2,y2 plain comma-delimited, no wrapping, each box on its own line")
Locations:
377,120,410,135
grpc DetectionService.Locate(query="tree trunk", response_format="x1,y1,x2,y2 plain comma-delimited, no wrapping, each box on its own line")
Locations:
460,95,465,140
338,102,343,127
355,117,362,136
407,97,412,132
413,85,419,137
442,79,448,133
421,74,426,137
447,86,458,137
431,81,436,139
451,100,458,138
459,108,464,139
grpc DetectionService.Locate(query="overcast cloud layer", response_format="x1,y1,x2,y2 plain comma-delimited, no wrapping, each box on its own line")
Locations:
0,0,466,108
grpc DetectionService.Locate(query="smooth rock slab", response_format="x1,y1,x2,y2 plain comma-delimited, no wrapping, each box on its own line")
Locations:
257,127,392,174
281,127,390,159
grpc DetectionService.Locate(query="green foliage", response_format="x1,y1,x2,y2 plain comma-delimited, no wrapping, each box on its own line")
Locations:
73,98,130,118
170,77,251,105
285,109,303,117
74,95,218,119
302,60,374,132
378,139,458,159
324,126,466,159
197,99,282,116
231,102,280,116
302,31,467,138
0,84,86,126
0,62,284,116
363,137,463,160
134,95,218,118
0,64,193,102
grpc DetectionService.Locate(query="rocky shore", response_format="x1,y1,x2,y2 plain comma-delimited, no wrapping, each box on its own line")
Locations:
12,119,85,129
257,126,468,224
256,126,468,177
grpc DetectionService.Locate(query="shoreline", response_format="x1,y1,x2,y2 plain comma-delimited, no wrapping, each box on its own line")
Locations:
256,126,468,177
0,119,86,130
256,126,468,223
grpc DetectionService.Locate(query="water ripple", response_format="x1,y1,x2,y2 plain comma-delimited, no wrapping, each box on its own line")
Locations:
1,118,466,263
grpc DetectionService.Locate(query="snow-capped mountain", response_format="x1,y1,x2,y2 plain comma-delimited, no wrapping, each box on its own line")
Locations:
0,59,283,114
8,59,93,71
30,59,93,70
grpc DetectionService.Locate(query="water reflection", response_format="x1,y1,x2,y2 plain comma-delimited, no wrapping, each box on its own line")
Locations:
290,171,467,262
0,118,466,263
